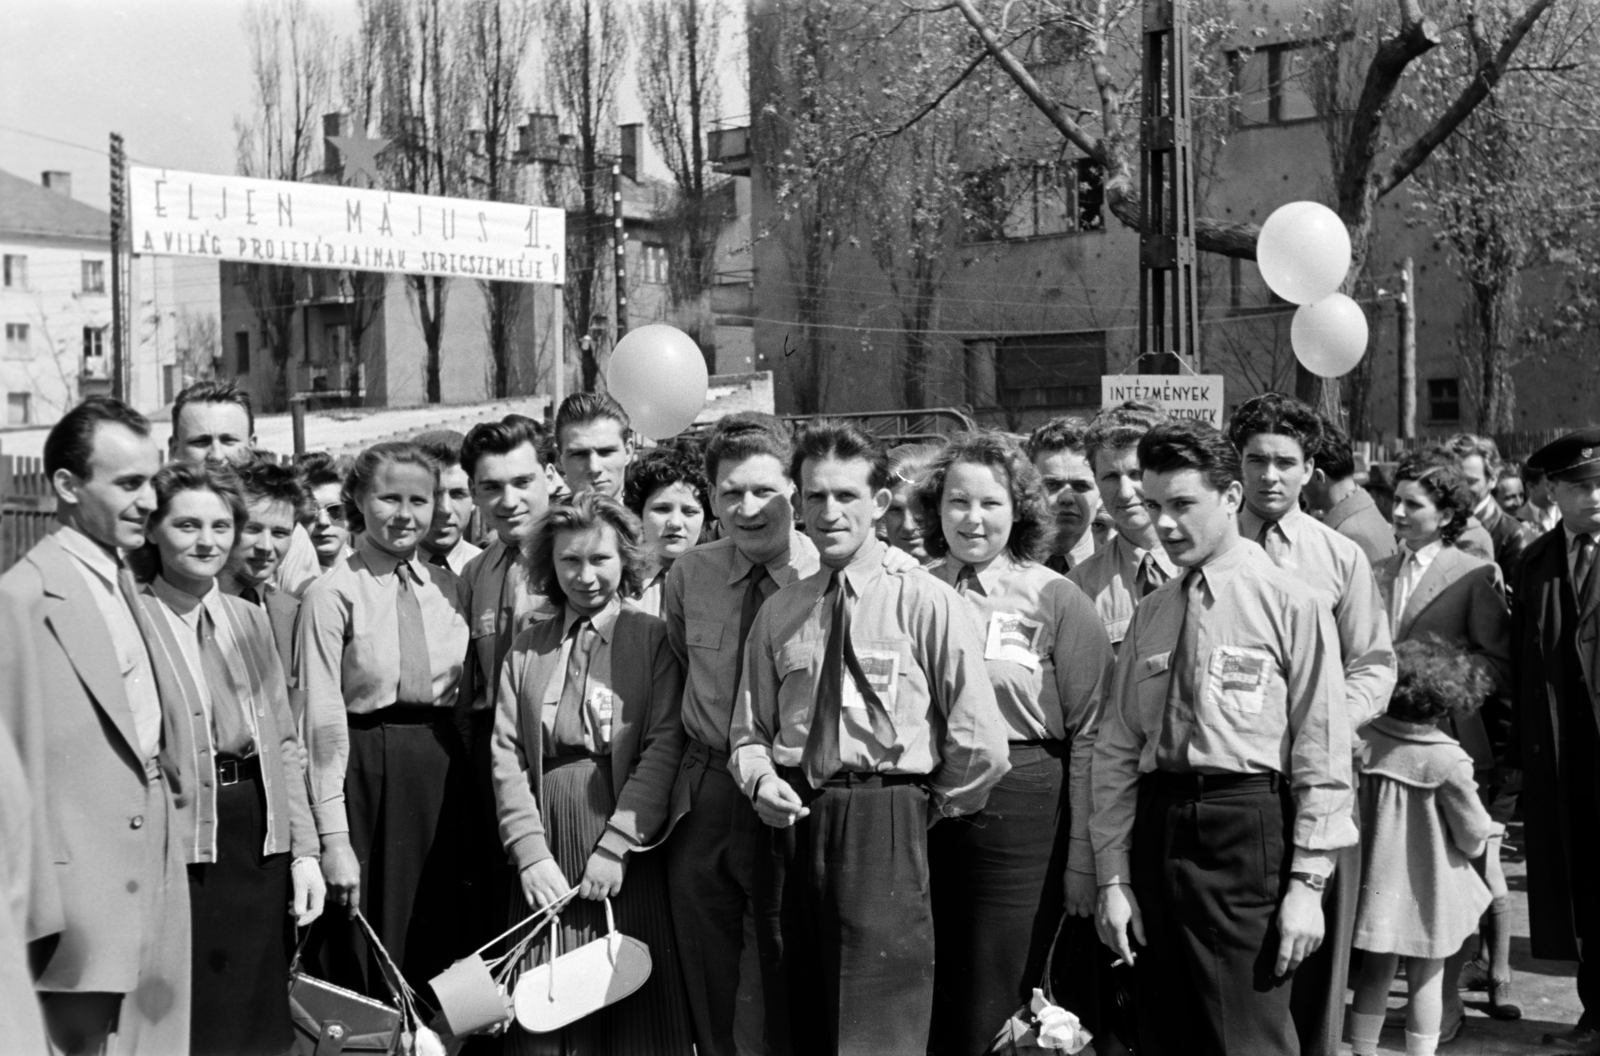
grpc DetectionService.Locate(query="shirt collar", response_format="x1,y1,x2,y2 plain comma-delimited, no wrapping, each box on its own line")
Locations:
1567,525,1595,550
562,594,621,644
833,535,889,595
1116,531,1175,575
1191,535,1255,594
357,534,412,578
726,530,805,587
1239,504,1308,547
1404,539,1444,568
152,573,225,625
53,522,123,587
946,551,1016,595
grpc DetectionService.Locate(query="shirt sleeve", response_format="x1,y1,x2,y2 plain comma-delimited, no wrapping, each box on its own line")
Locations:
1335,552,1397,730
663,560,689,667
599,625,687,857
1050,580,1114,876
295,580,352,839
918,584,1010,818
489,642,551,873
1090,606,1148,887
1285,598,1358,875
729,606,781,799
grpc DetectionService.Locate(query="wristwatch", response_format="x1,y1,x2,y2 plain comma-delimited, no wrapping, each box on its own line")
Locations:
1289,870,1328,892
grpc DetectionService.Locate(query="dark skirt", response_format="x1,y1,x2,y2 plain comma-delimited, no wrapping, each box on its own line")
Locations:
509,753,693,1056
929,743,1070,1056
318,706,475,998
188,762,294,1056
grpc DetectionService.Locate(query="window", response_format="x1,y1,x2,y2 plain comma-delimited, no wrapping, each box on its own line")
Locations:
234,331,251,375
81,260,105,294
1232,43,1317,127
994,331,1107,409
83,326,105,359
642,244,670,285
965,159,1104,242
7,393,30,427
4,323,30,360
2,255,26,290
1427,378,1461,424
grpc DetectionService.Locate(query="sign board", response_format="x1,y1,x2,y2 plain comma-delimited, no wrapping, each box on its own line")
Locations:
1101,374,1225,426
129,167,565,284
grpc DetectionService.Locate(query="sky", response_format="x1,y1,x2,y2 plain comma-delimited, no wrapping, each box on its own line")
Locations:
0,0,750,216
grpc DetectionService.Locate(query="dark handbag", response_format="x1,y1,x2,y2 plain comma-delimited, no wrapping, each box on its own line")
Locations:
288,912,423,1056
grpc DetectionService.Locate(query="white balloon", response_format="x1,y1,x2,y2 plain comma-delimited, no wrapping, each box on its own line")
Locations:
605,324,710,439
1257,202,1352,305
1291,293,1368,378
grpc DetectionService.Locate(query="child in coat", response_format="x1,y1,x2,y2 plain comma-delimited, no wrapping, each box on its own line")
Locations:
1348,639,1496,1056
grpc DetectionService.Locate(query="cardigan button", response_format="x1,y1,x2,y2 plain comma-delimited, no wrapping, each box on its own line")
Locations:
130,815,144,830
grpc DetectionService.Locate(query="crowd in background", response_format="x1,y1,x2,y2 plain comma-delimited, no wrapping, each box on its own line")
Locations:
2,377,1598,1056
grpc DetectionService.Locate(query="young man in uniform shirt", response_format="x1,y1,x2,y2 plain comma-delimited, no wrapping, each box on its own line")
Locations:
661,413,819,1056
1069,401,1176,652
1304,417,1398,567
1227,393,1394,1056
415,431,484,575
554,393,635,499
171,380,323,595
1026,417,1107,573
1093,419,1356,1056
731,421,1010,1056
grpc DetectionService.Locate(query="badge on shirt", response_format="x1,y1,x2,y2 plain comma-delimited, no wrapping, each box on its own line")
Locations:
590,685,615,741
1206,646,1273,715
473,608,498,638
844,650,899,710
985,612,1043,670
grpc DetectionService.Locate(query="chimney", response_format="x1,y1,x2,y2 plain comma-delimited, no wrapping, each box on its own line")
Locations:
323,112,347,175
619,123,641,181
521,112,560,164
41,171,72,198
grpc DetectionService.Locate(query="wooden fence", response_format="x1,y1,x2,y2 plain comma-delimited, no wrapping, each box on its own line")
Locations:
1,453,55,574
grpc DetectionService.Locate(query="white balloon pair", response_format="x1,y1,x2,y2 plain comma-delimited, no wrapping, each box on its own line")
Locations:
1257,202,1368,378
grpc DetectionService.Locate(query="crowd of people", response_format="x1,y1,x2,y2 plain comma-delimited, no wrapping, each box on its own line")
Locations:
1,377,1597,1056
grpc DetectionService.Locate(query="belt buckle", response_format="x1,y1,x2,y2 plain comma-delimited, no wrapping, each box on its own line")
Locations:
217,758,241,786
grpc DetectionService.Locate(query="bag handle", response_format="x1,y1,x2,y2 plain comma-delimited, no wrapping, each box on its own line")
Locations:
352,909,424,1026
478,889,577,963
1036,912,1068,1006
290,924,312,976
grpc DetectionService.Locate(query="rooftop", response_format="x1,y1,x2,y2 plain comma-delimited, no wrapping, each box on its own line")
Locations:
0,168,110,243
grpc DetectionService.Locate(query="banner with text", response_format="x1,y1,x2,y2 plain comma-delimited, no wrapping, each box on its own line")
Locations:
1101,375,1225,425
129,167,565,284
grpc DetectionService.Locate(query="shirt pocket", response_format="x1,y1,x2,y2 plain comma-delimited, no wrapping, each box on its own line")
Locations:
1134,651,1171,734
1203,646,1274,717
686,619,724,652
856,637,917,720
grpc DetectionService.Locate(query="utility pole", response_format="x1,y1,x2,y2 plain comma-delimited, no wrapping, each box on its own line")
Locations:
1136,0,1200,375
108,132,127,401
1398,257,1416,439
612,162,629,338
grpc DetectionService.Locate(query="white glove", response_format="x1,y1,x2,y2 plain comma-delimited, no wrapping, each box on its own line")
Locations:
290,856,327,926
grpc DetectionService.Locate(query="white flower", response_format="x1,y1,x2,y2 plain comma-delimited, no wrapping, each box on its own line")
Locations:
1029,989,1093,1054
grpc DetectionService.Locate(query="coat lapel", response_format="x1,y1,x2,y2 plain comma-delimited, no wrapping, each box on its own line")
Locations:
30,538,143,759
1399,547,1472,640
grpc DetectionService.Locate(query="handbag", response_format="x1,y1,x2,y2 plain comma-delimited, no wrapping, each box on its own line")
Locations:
429,891,575,1037
986,916,1095,1056
511,897,652,1033
288,911,431,1056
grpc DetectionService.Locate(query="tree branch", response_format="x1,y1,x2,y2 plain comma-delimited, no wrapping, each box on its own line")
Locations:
1336,1,1441,217
853,48,989,142
1379,0,1557,197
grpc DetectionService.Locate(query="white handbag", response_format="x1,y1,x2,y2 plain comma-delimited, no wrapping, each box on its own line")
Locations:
512,897,652,1033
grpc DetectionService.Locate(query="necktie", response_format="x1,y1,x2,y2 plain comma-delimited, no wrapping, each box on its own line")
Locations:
953,563,978,596
427,550,451,570
395,561,434,704
734,564,771,692
1576,534,1597,601
199,609,253,757
1135,553,1166,597
240,586,262,607
1256,519,1283,562
1045,553,1070,575
801,572,899,787
1155,569,1204,770
552,618,595,751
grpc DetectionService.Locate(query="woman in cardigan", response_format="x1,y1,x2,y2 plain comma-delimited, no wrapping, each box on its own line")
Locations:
491,493,693,1055
916,431,1115,1056
298,441,474,996
1375,452,1518,1025
622,446,710,617
132,462,323,1055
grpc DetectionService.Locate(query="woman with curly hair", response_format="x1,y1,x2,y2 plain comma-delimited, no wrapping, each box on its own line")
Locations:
490,493,693,1055
915,430,1115,1056
1373,451,1519,1026
623,446,711,616
1347,639,1496,1056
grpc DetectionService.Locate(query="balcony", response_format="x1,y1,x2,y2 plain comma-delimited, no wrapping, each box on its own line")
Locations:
708,127,751,177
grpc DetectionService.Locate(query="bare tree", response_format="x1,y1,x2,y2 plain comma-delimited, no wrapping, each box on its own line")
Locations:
635,0,725,364
234,0,334,410
543,0,629,392
334,0,392,406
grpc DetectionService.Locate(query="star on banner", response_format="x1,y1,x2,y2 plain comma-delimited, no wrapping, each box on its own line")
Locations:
327,135,392,189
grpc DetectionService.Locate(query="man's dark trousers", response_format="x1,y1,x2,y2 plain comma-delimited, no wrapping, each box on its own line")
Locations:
1130,771,1299,1056
666,741,765,1056
757,769,936,1056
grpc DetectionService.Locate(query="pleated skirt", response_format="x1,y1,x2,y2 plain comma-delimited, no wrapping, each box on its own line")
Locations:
508,754,693,1056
